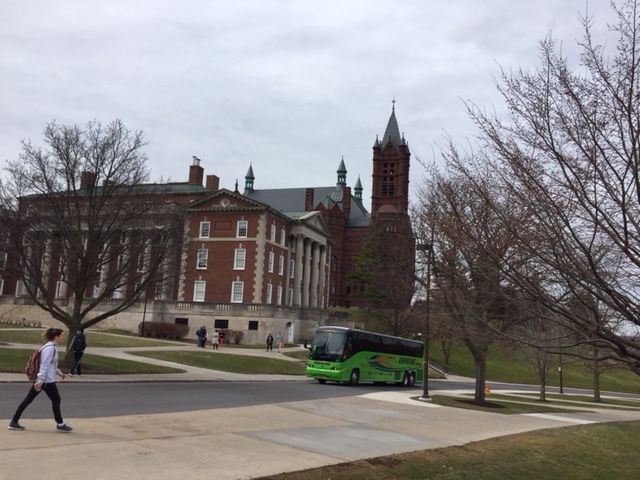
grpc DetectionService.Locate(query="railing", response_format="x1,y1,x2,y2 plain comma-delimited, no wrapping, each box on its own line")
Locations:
428,358,448,377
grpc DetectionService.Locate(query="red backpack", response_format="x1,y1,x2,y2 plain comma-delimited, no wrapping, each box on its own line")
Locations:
25,345,53,381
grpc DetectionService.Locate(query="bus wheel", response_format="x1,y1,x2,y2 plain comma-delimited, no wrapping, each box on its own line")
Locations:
317,379,327,384
402,372,410,387
349,369,360,386
409,372,416,387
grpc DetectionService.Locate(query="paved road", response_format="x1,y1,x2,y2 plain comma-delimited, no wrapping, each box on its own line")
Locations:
2,339,640,479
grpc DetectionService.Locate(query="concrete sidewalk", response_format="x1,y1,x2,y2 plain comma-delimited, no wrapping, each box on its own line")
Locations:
2,342,640,479
3,389,640,480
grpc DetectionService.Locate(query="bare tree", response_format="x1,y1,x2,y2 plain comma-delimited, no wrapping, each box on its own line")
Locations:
0,119,184,356
435,1,640,374
414,168,522,402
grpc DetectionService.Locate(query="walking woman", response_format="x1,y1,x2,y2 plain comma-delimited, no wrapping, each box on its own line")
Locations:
8,327,73,432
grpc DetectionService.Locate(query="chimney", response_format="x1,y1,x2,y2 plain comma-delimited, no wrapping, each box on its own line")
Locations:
305,188,315,211
189,156,204,186
206,175,219,191
80,171,96,189
343,187,351,222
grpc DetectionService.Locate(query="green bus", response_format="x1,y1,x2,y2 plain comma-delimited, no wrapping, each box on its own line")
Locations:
306,326,424,386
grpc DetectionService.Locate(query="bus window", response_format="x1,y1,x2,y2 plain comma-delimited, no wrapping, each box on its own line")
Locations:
310,330,347,362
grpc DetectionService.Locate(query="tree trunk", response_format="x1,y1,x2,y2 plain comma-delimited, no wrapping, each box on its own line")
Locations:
593,364,602,403
538,368,547,402
474,353,487,403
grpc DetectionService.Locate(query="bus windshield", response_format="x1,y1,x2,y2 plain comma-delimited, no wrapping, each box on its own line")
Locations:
309,330,347,361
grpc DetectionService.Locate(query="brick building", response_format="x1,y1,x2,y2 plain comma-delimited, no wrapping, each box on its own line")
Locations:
0,105,413,340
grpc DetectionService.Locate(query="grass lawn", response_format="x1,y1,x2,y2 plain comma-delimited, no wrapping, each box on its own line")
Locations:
129,350,306,375
263,420,640,480
429,343,640,394
0,328,177,347
0,348,185,375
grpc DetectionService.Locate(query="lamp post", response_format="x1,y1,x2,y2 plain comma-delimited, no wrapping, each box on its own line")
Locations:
417,240,433,401
559,353,564,394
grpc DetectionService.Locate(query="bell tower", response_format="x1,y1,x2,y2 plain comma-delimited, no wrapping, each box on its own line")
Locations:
371,101,410,216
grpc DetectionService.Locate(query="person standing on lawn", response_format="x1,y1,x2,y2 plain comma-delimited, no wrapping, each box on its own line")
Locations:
276,332,283,353
68,328,87,376
8,327,73,432
266,333,274,352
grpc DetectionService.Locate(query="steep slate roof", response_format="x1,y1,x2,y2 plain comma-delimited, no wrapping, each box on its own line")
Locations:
245,187,371,227
381,106,403,151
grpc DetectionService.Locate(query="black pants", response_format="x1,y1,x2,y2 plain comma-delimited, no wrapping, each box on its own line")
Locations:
70,351,84,375
12,383,63,424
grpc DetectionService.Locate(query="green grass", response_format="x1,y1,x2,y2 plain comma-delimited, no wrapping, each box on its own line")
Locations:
129,350,306,375
0,328,177,347
0,348,184,375
429,342,640,394
508,392,640,408
265,421,640,480
284,350,310,362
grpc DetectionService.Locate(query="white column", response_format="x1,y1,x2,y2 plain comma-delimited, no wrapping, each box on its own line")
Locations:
293,235,304,306
302,239,311,308
310,243,320,308
318,245,327,308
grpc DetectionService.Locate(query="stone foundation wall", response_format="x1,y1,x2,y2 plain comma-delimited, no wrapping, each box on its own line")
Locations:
0,297,328,344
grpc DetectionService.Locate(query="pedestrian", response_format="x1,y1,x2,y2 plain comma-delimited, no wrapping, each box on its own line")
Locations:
201,326,208,348
276,332,283,353
212,330,220,350
195,327,202,347
68,327,87,376
196,326,206,347
8,327,73,432
266,333,274,352
219,330,225,349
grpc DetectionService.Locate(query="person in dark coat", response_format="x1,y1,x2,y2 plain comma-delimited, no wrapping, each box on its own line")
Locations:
68,328,87,376
266,333,274,352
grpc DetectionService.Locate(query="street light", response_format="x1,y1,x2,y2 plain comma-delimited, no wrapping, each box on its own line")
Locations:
416,241,434,401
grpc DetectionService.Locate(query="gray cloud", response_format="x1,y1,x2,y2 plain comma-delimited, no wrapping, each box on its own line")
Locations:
0,0,619,199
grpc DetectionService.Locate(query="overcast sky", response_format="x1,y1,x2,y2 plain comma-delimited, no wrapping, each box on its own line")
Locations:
0,1,620,204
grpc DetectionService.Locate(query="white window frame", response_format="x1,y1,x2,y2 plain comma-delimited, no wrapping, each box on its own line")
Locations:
268,251,274,273
199,221,210,238
289,259,295,278
278,255,284,275
0,279,4,295
276,285,282,305
55,281,64,298
194,280,206,302
0,252,7,268
231,281,244,303
196,248,208,269
137,253,145,272
237,221,248,238
270,224,276,242
15,280,23,297
287,287,293,306
234,248,246,270
280,229,286,246
266,283,273,304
